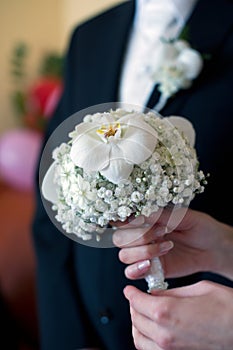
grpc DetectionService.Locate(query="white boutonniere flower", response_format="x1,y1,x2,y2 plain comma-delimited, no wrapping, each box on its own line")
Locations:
150,39,203,111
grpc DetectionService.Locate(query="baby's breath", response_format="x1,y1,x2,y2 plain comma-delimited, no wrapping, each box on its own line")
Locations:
51,110,207,241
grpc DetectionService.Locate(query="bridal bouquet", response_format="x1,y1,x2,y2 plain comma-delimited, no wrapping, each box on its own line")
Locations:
41,107,207,291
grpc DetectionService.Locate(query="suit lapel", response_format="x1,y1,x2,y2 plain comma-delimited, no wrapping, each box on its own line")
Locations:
93,0,135,102
188,0,233,53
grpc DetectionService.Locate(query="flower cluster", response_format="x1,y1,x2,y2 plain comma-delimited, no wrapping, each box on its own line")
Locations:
148,39,203,111
42,108,207,241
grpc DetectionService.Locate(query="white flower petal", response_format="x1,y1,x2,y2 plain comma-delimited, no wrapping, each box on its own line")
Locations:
118,114,158,164
80,174,92,191
41,162,58,204
121,136,156,164
70,117,124,171
100,159,134,184
70,134,110,171
70,121,98,139
78,197,86,210
177,48,203,79
161,42,179,61
165,116,196,147
174,39,190,52
119,114,158,135
86,191,97,201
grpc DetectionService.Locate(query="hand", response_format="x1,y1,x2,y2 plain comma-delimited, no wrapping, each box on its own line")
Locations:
124,281,233,350
113,208,233,280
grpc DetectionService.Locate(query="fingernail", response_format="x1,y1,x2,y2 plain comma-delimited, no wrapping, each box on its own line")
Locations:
128,215,145,226
112,232,122,246
154,226,169,237
159,241,174,253
128,260,151,277
137,259,151,271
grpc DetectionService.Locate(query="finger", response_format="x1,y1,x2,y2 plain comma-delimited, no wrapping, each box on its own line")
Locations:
113,206,191,236
113,219,172,247
126,209,164,229
148,206,190,233
124,245,173,280
119,240,174,264
132,325,162,350
124,260,151,280
119,209,164,229
110,215,146,229
131,305,165,348
113,208,188,248
124,285,170,321
112,208,164,237
113,225,156,247
163,206,188,233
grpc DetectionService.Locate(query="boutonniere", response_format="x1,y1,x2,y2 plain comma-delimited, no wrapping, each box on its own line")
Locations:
149,38,203,111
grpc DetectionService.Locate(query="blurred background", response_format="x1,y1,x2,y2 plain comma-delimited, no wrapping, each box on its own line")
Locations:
0,1,124,349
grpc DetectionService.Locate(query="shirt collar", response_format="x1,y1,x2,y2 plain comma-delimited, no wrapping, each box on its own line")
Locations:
135,0,198,27
172,0,198,22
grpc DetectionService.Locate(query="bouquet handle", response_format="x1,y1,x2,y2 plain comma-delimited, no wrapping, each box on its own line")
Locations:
145,257,168,293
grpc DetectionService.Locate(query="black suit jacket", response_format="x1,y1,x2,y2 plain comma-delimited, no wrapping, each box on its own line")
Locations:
33,0,233,349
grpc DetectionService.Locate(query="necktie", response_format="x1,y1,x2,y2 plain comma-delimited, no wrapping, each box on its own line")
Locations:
145,84,161,110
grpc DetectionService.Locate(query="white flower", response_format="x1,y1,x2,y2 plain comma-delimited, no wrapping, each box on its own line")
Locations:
69,174,96,209
149,39,203,111
131,191,144,203
118,206,132,219
70,112,158,184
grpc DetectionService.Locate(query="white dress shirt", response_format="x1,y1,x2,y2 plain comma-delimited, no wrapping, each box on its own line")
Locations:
119,0,198,109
